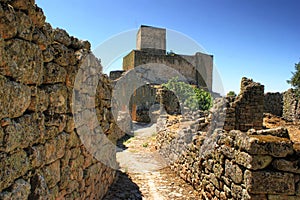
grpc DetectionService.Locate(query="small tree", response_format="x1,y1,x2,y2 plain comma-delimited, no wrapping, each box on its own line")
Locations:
162,77,212,111
287,62,300,95
227,91,237,97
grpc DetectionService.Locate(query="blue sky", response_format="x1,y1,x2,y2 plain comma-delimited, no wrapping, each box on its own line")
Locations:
36,0,300,94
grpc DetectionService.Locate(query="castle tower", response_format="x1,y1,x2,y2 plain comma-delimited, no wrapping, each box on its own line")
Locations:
136,25,166,55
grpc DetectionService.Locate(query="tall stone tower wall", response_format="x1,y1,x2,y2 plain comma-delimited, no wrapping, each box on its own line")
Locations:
136,25,166,55
181,53,213,91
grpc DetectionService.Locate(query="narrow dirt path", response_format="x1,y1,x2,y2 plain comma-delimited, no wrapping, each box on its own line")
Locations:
103,123,200,200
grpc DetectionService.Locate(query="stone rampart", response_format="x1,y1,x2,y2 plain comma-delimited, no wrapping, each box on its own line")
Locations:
0,1,119,199
283,89,300,121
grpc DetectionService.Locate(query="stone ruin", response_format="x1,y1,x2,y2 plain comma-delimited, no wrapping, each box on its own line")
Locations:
156,77,300,199
264,92,283,117
263,89,299,122
0,0,300,199
223,77,264,132
283,89,300,122
110,25,214,123
0,0,123,199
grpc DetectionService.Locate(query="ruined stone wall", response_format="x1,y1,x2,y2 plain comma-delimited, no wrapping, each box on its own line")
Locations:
157,115,300,199
157,87,181,115
156,77,300,199
283,89,300,121
129,84,158,123
223,77,264,132
109,70,125,81
264,92,283,117
0,1,119,199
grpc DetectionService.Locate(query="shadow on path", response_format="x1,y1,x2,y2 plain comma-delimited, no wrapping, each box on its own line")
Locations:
103,170,143,200
117,134,134,151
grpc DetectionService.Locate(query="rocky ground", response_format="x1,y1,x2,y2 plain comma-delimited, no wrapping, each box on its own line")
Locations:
263,113,300,142
103,123,200,200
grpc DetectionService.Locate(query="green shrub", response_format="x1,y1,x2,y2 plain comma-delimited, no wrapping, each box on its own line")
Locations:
162,77,212,111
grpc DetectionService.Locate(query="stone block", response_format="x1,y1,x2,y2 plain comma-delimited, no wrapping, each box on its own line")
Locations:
84,163,104,186
272,159,300,174
52,43,75,67
16,11,33,41
0,39,43,85
43,63,67,84
42,160,61,188
0,75,31,120
28,87,49,112
218,145,235,159
209,173,220,189
0,5,18,39
223,184,232,197
42,45,55,63
268,195,298,200
3,113,45,152
28,5,46,28
231,183,243,199
53,28,72,46
65,180,79,195
10,0,35,10
45,84,68,114
44,133,67,164
249,194,268,200
70,148,81,160
213,163,224,179
235,131,293,157
225,160,243,184
64,115,75,133
0,150,30,191
66,131,81,148
30,133,67,167
45,114,66,133
70,155,84,181
44,126,60,140
254,127,289,139
30,145,46,168
59,166,71,190
48,186,59,199
0,179,31,200
81,147,95,169
235,151,272,170
245,170,295,195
